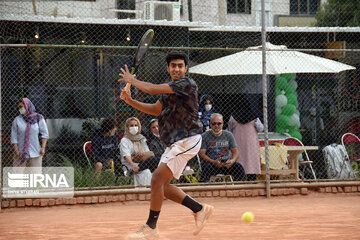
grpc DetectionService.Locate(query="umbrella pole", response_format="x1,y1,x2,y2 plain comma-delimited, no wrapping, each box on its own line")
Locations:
260,0,271,198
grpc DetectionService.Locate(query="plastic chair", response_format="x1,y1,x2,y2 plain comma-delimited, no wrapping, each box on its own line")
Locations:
340,133,360,176
283,137,317,180
83,141,93,168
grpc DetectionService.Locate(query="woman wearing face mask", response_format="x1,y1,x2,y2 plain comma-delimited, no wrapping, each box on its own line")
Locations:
119,117,154,186
92,117,119,178
11,98,49,173
199,94,215,131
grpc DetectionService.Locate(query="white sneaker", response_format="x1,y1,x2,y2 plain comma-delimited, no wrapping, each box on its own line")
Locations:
125,224,159,240
193,204,214,235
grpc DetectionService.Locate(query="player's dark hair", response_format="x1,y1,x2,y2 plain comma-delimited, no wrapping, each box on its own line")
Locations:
101,118,116,133
166,51,188,66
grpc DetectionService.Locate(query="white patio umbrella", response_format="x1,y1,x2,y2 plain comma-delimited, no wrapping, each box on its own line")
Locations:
189,42,355,76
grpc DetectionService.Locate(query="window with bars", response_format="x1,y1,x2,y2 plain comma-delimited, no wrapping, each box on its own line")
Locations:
290,0,320,15
227,0,251,14
117,0,136,19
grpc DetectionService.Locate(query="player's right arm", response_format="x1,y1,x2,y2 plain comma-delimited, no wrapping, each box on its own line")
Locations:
121,89,162,116
119,65,174,95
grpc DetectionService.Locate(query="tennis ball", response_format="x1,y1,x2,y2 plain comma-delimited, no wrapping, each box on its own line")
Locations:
241,211,254,223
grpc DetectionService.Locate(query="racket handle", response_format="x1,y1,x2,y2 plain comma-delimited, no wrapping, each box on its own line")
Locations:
124,83,131,91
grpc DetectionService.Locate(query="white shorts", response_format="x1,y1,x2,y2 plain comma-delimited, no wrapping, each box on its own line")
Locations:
160,134,202,179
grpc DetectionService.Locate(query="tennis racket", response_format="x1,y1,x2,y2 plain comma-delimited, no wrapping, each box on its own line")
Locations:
124,29,154,91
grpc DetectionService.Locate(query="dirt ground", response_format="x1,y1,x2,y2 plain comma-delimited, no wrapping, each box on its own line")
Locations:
0,194,359,240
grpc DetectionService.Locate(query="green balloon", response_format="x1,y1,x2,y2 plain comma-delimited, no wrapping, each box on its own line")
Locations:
276,114,290,128
290,131,302,141
281,104,296,116
275,88,282,96
275,77,288,90
284,84,294,94
276,125,286,134
288,125,299,132
280,73,295,82
287,93,298,106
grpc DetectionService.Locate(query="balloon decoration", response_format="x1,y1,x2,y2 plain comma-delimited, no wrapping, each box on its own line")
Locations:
275,73,302,141
275,94,287,108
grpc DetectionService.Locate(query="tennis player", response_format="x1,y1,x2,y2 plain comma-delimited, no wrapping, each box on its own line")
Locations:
119,51,214,239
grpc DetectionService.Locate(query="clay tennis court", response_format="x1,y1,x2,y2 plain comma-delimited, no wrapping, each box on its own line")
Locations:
1,194,359,240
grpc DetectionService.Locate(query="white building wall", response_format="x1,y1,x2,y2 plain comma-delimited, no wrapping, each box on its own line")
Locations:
0,0,117,19
182,0,291,27
187,0,221,24
0,0,305,27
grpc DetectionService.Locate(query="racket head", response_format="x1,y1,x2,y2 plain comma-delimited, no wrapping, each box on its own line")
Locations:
132,29,154,74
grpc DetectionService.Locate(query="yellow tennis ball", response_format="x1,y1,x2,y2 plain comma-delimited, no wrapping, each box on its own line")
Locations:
241,211,254,223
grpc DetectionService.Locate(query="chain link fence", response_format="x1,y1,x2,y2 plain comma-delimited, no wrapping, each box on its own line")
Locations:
1,0,360,189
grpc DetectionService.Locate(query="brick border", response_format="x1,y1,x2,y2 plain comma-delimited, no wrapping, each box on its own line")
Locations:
2,181,360,209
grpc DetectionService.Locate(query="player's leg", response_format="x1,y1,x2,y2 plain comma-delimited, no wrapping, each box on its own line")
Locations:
125,163,171,240
149,162,173,211
161,135,213,235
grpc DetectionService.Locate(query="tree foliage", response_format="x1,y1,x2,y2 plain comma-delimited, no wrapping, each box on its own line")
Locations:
315,0,360,27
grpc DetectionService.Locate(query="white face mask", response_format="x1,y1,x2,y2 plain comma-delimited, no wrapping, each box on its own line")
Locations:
205,104,212,112
19,107,27,115
153,132,160,138
129,126,138,135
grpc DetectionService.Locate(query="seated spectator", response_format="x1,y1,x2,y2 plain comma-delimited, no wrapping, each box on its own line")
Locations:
199,94,215,131
119,117,153,186
92,118,120,178
145,119,166,172
199,113,245,182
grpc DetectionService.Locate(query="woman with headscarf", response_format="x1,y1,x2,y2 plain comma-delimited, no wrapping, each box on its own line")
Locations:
11,98,49,172
119,117,153,186
228,96,264,181
199,94,215,131
147,119,166,166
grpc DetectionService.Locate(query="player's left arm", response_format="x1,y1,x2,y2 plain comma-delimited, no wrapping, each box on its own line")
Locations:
119,65,174,95
121,89,163,116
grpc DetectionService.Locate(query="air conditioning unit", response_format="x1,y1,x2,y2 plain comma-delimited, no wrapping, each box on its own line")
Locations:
144,1,181,21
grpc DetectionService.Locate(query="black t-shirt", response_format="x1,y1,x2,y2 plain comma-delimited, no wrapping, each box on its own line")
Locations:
159,77,203,146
